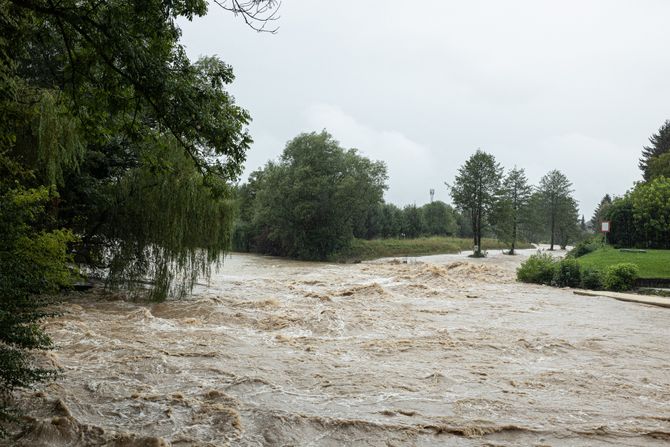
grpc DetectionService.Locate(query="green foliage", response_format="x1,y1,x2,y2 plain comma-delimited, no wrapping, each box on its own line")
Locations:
602,263,639,292
629,176,670,249
516,253,557,285
639,120,670,181
0,0,259,300
580,266,603,290
450,150,503,256
102,140,236,300
0,186,76,415
576,246,670,279
0,0,271,425
401,204,424,238
421,201,457,236
552,258,581,288
602,195,636,247
648,152,670,180
494,167,532,254
603,178,670,249
379,203,403,238
536,170,579,250
568,235,604,258
243,131,387,260
591,194,612,230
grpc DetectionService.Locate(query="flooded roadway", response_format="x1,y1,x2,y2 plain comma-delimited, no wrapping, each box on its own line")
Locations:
9,250,670,446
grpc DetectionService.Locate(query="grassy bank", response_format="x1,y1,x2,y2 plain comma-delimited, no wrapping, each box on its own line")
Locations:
331,237,532,262
577,246,670,279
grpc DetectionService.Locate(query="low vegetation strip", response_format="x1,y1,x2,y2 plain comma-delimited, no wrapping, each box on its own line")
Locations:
577,247,670,279
330,237,531,262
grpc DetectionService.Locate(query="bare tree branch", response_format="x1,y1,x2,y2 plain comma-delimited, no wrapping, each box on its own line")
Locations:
212,0,280,33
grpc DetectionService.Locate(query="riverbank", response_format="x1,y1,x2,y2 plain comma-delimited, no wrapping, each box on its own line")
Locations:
330,236,532,262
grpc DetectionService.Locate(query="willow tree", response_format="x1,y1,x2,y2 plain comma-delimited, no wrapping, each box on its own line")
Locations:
0,0,278,421
2,0,280,299
449,150,502,257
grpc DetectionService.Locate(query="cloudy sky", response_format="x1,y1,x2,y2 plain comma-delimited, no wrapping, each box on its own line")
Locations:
179,1,670,218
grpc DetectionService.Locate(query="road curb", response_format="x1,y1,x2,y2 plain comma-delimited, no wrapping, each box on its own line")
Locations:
574,290,670,308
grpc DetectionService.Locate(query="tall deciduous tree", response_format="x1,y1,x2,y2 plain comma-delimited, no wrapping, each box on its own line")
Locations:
249,131,387,260
629,177,670,248
537,170,576,250
496,167,532,254
421,201,457,236
449,150,502,257
639,120,670,181
1,0,272,298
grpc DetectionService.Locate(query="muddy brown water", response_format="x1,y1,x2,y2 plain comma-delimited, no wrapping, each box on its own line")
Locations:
8,250,670,446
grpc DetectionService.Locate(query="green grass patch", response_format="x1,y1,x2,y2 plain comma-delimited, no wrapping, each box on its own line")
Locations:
577,246,670,279
331,237,531,262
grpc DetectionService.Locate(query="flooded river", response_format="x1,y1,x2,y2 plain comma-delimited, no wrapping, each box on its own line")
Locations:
9,250,670,446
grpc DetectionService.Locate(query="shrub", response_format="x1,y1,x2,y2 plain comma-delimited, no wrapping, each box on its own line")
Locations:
568,236,603,258
580,266,603,290
602,263,639,291
516,253,557,285
553,258,581,287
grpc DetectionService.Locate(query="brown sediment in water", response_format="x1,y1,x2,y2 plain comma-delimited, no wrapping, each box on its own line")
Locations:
4,250,670,446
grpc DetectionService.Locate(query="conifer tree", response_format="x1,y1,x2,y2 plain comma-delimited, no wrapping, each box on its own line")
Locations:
639,120,670,181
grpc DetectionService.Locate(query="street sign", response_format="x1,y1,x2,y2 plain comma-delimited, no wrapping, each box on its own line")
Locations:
601,221,610,233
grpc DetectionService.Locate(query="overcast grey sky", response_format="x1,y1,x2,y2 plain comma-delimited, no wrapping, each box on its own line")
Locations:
179,0,670,218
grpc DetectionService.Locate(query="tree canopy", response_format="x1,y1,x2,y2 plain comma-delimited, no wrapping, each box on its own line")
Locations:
639,120,670,181
449,150,502,257
495,167,532,254
536,170,577,250
235,131,388,260
1,0,265,298
1,0,276,417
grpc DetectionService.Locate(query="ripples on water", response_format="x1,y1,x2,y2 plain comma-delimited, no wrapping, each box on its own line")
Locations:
6,251,670,446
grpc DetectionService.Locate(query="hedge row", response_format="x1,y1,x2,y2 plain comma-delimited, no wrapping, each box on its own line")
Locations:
516,253,639,292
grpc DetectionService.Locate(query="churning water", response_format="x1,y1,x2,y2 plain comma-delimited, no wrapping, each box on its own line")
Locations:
8,250,670,446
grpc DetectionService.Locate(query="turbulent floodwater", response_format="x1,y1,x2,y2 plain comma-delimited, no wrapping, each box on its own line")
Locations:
7,250,670,446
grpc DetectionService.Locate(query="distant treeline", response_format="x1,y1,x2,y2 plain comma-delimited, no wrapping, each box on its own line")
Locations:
232,131,588,260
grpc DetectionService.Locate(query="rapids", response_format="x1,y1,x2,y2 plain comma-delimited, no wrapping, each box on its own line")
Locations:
6,250,670,446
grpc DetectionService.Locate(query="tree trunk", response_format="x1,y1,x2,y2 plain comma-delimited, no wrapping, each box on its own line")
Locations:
549,212,555,250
